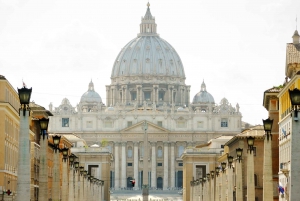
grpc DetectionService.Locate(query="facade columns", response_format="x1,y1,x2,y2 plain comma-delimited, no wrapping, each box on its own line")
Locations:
170,142,175,188
121,142,127,188
187,86,190,106
106,86,110,106
114,142,120,189
163,142,169,190
151,142,157,188
247,151,255,201
263,137,273,200
153,85,158,104
134,142,139,190
111,87,115,106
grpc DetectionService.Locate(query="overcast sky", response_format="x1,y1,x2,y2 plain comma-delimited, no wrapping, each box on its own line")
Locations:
1,0,299,125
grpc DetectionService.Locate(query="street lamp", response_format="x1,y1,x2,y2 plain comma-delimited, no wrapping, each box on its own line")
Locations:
210,171,215,179
206,173,210,182
236,148,243,163
227,155,234,168
80,166,84,175
247,136,255,154
61,147,69,162
74,162,79,172
215,167,220,177
221,162,227,172
52,135,61,152
263,117,273,140
17,86,32,116
289,88,300,121
39,118,49,140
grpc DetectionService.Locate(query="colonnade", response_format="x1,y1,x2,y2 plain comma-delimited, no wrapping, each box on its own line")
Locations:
114,141,184,190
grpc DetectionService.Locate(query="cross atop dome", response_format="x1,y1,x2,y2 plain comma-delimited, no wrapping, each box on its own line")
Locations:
138,2,158,36
88,80,95,91
201,80,207,92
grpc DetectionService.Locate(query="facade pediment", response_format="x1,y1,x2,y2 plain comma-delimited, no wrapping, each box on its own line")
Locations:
121,121,169,133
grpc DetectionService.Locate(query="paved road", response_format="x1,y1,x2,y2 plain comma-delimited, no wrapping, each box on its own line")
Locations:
110,190,183,201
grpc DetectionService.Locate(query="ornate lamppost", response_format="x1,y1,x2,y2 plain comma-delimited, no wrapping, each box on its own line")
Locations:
52,135,61,201
247,136,255,201
38,118,49,201
16,86,32,201
220,162,227,201
206,173,211,201
210,171,215,201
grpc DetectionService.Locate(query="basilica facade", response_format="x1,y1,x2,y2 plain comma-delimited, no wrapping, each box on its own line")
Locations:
48,4,242,190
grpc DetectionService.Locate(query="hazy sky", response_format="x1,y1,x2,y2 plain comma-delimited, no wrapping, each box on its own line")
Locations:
1,0,299,125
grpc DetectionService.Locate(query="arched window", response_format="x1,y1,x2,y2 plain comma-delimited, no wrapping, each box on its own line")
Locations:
127,146,133,158
178,146,184,157
157,146,163,158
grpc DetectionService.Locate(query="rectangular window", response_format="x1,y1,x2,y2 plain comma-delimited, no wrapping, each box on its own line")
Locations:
197,121,203,128
157,163,163,166
177,121,186,128
131,91,137,101
159,91,164,101
127,163,132,166
144,91,151,101
178,163,183,166
62,118,69,127
221,145,224,148
127,121,132,127
157,121,163,127
86,121,92,128
104,121,113,128
221,118,228,127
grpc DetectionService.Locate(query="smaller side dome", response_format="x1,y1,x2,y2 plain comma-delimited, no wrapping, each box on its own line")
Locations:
80,80,102,103
192,81,215,104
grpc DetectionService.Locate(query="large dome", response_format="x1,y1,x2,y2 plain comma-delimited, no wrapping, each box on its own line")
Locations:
193,81,215,104
80,81,102,103
111,4,185,79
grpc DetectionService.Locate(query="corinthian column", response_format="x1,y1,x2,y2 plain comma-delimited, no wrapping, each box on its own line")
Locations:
170,142,175,188
114,142,120,189
121,142,127,188
163,142,169,190
134,142,139,190
151,142,157,188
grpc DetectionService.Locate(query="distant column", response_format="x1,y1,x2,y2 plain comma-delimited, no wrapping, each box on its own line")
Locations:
247,151,255,201
151,142,157,188
170,142,175,188
114,142,120,189
134,142,139,190
121,142,127,188
163,142,169,190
